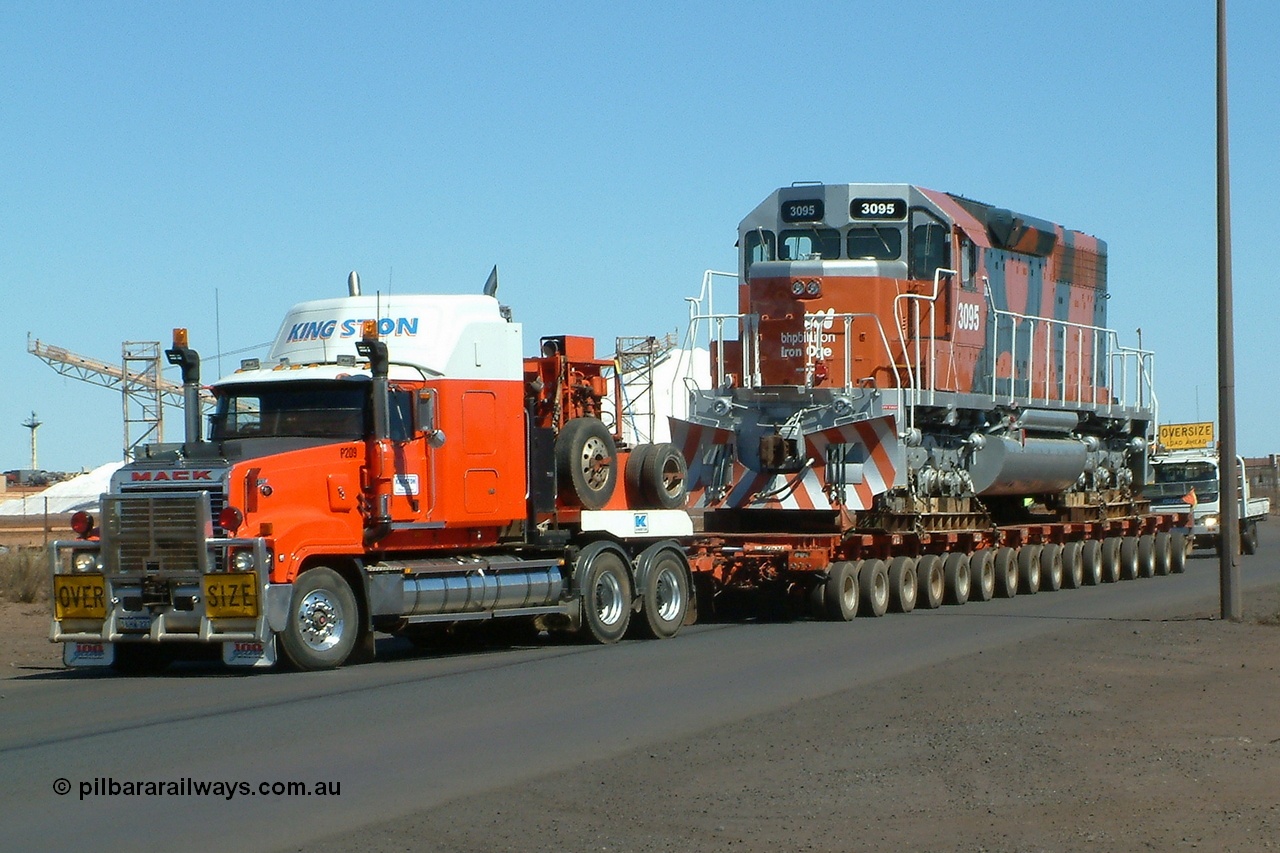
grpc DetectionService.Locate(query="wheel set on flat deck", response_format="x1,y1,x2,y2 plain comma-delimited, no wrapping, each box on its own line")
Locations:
804,529,1190,623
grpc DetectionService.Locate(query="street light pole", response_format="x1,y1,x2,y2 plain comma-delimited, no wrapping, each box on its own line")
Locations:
1216,0,1242,620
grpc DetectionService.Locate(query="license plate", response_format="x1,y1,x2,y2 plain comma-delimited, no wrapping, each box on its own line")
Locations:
203,573,259,618
54,575,107,620
118,614,153,633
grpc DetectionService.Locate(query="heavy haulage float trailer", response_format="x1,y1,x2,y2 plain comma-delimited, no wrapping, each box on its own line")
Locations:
672,183,1187,618
49,182,1189,671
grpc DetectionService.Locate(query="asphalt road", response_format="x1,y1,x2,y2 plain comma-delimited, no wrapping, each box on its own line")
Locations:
2,533,1276,853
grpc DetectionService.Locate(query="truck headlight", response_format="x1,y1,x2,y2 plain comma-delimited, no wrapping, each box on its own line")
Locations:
1203,514,1219,530
231,551,256,572
72,552,99,573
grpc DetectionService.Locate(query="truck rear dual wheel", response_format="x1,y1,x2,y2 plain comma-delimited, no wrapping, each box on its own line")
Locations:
633,544,690,640
576,544,633,643
993,548,1018,598
969,550,996,603
943,553,970,605
556,418,618,510
281,566,359,671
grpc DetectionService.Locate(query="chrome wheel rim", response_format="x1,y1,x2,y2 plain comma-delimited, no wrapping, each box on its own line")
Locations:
297,589,344,652
595,571,625,626
654,567,684,622
579,436,612,491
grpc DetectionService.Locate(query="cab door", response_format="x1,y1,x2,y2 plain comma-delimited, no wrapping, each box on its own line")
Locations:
387,387,430,521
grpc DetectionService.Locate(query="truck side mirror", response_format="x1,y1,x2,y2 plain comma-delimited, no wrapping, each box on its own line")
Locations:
417,390,445,447
417,390,435,433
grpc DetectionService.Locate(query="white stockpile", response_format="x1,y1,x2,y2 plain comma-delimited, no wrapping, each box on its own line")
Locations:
0,461,124,516
613,346,711,446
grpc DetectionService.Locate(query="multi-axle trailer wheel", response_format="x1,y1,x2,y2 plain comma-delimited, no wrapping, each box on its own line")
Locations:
725,522,1191,626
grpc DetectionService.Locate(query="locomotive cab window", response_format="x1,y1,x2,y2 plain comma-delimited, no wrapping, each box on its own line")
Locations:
909,208,951,281
846,226,902,260
743,229,776,277
779,228,841,261
960,238,977,291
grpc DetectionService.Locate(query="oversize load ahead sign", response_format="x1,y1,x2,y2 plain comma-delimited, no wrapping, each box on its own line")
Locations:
1158,422,1214,450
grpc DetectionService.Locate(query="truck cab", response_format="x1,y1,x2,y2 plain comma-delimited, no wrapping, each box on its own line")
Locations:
50,273,696,673
1147,449,1268,555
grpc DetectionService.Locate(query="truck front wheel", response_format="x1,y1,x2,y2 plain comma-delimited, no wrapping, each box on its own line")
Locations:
281,567,359,671
1242,521,1259,556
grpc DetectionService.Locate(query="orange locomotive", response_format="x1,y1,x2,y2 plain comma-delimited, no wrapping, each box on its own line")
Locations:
674,183,1184,619
51,272,694,671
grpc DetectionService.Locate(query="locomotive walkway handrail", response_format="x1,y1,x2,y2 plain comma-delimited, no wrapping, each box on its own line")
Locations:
679,268,1158,441
889,267,955,430
678,270,745,392
981,278,1157,421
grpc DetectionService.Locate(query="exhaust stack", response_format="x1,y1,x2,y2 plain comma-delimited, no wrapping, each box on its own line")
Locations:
164,328,202,449
355,320,393,544
348,270,361,297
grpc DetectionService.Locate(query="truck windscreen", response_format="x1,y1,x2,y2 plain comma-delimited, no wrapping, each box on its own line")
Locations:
210,381,368,441
1148,462,1219,503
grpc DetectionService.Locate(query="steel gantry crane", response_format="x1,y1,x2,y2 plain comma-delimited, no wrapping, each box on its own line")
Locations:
27,335,216,460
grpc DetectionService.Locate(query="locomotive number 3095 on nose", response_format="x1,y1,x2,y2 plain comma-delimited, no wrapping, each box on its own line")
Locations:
850,198,906,220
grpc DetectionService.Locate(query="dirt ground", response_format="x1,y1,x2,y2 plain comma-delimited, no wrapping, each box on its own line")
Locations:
6,578,1279,851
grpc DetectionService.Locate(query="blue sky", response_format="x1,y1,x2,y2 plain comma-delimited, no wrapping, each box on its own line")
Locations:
2,1,1277,472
